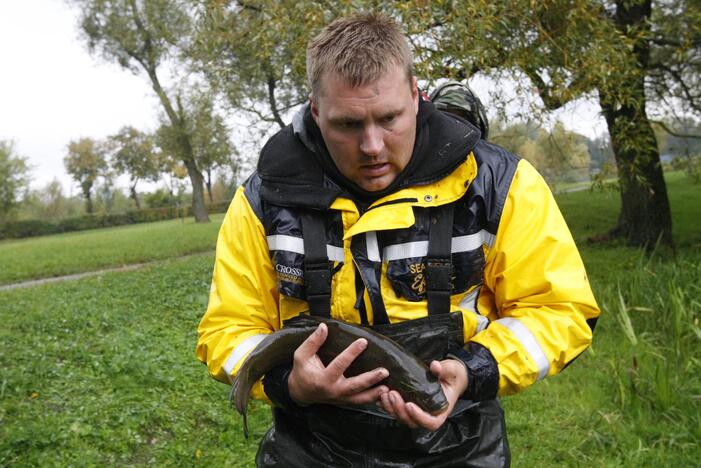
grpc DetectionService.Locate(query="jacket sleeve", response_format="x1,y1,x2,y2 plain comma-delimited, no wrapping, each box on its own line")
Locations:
196,185,280,402
466,159,600,398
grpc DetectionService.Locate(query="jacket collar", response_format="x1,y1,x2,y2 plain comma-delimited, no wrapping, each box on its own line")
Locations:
258,98,480,211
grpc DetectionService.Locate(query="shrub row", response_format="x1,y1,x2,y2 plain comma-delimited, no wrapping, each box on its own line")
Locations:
0,201,231,240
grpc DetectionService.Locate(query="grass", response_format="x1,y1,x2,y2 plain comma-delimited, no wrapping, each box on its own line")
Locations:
0,214,224,285
0,255,268,466
0,171,699,465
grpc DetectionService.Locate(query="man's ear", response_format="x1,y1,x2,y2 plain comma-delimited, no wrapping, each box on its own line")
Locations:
411,76,419,114
309,95,320,124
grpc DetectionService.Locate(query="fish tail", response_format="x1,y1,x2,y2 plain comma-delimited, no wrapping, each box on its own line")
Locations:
231,371,251,437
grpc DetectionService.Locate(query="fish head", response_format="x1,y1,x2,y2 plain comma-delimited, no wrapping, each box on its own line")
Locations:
398,374,449,414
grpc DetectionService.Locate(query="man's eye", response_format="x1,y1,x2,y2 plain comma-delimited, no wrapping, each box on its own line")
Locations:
381,115,396,124
338,121,360,129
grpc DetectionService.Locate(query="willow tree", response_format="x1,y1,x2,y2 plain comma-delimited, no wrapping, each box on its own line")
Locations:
194,0,700,246
401,0,700,247
72,0,210,222
65,137,107,214
108,126,159,209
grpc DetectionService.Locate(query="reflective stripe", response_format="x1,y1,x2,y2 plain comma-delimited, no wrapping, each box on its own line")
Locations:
459,286,480,311
460,286,489,333
496,317,550,380
475,314,489,333
384,241,427,261
267,235,304,255
383,230,495,261
223,333,267,381
267,235,344,263
326,245,344,263
452,230,495,251
366,232,381,262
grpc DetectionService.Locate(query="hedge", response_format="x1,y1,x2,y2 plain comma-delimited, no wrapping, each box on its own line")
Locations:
0,201,231,241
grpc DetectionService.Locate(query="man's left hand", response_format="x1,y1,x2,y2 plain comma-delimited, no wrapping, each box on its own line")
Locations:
379,359,468,431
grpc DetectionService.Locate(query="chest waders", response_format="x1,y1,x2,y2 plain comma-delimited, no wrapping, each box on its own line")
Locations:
256,205,511,468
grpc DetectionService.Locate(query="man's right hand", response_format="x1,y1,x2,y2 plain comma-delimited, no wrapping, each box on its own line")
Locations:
287,323,390,406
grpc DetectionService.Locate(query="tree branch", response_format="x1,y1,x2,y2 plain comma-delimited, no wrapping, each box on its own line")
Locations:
651,120,701,140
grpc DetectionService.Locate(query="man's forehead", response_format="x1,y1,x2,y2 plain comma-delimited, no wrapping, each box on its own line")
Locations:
315,67,412,98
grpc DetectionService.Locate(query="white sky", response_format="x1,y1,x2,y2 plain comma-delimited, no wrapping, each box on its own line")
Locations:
0,1,608,195
0,0,160,194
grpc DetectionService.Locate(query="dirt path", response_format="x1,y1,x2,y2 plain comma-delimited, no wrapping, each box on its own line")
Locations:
0,251,214,292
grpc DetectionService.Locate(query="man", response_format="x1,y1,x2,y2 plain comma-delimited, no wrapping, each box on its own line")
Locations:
197,13,600,467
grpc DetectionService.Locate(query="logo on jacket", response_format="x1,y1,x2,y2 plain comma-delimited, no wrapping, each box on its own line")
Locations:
276,263,304,285
410,262,426,295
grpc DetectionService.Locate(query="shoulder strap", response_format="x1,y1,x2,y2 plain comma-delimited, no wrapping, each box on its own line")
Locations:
426,204,455,315
301,210,331,317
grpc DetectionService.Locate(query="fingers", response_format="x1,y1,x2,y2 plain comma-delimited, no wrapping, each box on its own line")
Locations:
379,388,452,432
342,366,389,394
345,382,389,405
293,323,327,362
326,338,368,378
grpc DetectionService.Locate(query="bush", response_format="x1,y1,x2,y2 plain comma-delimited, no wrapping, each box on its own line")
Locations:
0,200,232,240
0,219,59,239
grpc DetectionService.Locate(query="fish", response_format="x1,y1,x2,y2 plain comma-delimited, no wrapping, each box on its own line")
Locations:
230,315,448,437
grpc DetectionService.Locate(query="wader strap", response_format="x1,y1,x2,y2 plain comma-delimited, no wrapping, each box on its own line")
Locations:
426,204,454,315
301,211,331,318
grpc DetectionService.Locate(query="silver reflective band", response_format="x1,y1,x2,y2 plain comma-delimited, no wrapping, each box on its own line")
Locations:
267,235,304,254
267,235,344,263
366,232,381,262
459,286,481,311
223,333,267,381
495,317,550,381
382,230,495,262
326,245,345,263
452,230,495,252
384,240,427,261
460,286,489,335
459,286,489,333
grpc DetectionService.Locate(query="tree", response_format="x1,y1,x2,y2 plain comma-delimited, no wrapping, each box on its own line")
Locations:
155,92,235,203
108,126,159,209
399,0,700,247
195,1,701,247
65,137,107,214
491,121,590,186
72,0,210,222
0,140,31,223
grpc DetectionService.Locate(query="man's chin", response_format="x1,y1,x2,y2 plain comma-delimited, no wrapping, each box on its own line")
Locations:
358,177,393,193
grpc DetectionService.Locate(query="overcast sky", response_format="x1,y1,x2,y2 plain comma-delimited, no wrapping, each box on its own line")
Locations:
1,1,608,195
0,0,160,194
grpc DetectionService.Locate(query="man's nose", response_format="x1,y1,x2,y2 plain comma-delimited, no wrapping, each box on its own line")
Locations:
359,125,384,157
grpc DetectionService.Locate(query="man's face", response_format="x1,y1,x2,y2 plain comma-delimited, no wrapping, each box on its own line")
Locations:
310,65,419,193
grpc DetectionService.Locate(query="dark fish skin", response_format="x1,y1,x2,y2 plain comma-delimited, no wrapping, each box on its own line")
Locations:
231,315,448,437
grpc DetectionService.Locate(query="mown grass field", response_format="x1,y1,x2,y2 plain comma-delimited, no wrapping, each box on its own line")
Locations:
0,214,224,285
1,172,699,466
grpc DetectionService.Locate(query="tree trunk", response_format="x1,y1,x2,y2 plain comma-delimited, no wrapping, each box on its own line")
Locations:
599,91,673,247
84,190,93,214
596,0,673,248
184,159,209,222
130,182,141,210
144,67,209,223
206,167,213,203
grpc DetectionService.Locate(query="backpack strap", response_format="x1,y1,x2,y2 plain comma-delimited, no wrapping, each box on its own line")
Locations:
426,204,455,315
301,210,332,318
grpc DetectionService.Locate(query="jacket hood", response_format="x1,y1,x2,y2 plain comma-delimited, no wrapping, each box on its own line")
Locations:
258,98,480,210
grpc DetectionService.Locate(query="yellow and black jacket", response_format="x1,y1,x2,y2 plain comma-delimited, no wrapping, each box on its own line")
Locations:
196,100,600,405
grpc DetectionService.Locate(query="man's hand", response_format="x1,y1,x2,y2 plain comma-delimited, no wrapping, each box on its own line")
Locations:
379,359,468,431
287,323,390,406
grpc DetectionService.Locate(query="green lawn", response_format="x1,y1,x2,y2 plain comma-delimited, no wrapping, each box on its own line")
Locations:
0,172,699,465
0,214,224,285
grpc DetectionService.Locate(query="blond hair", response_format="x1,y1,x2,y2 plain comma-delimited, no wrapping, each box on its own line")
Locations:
306,13,413,96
